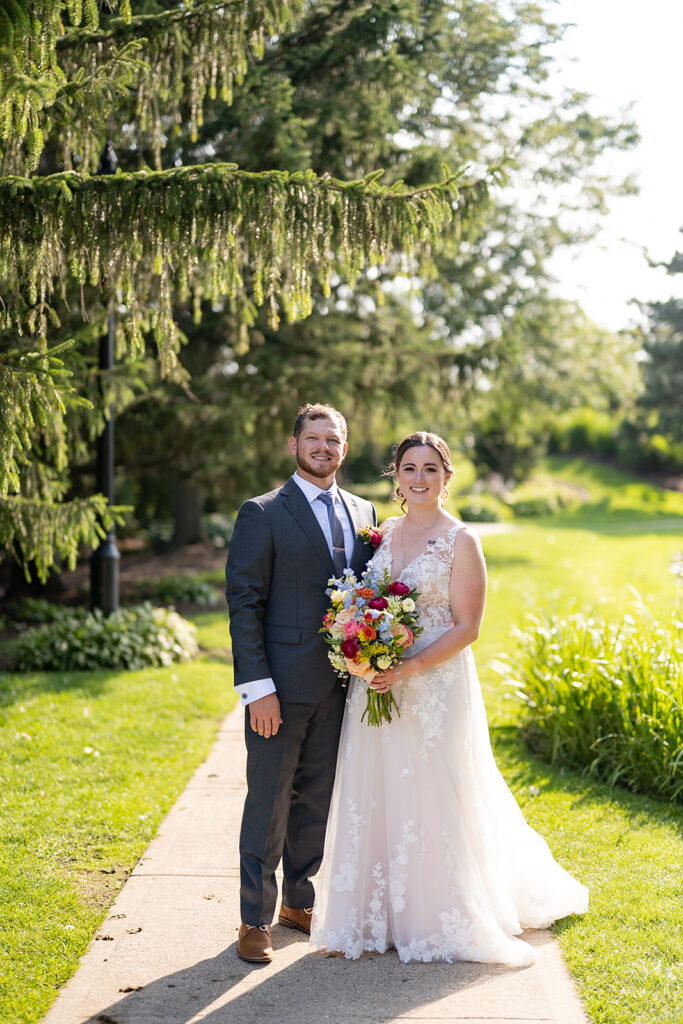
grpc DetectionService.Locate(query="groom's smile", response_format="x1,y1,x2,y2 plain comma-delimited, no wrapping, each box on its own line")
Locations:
288,415,348,487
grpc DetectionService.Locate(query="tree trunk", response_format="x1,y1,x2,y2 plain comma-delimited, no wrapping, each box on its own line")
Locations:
171,481,203,548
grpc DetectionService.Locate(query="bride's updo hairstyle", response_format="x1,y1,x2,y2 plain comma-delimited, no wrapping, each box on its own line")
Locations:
390,431,454,510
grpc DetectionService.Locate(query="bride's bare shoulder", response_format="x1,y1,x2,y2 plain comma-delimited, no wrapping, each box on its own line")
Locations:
378,515,402,535
452,522,485,563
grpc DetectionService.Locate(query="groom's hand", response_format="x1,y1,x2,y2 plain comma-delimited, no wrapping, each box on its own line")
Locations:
249,693,282,738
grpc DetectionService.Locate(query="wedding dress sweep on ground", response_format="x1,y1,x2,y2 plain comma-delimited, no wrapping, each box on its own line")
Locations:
309,518,588,966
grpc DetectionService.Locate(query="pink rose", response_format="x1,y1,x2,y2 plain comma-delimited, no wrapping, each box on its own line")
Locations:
367,597,388,611
335,607,355,625
341,638,360,659
388,581,411,596
343,620,361,638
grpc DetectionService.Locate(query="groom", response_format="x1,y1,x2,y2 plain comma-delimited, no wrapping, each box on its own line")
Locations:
225,403,377,963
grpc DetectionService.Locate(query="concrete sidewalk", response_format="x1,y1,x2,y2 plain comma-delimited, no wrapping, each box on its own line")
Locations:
41,706,589,1024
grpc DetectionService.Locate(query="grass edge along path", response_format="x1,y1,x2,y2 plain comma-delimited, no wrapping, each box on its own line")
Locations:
0,659,236,1024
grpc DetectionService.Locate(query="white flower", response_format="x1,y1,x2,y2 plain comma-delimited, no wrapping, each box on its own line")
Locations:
376,655,392,670
401,598,416,613
330,590,345,605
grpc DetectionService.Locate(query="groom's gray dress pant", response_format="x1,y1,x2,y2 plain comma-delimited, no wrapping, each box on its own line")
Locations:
239,685,346,926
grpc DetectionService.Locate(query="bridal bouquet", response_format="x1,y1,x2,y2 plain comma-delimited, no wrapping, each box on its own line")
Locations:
321,565,422,726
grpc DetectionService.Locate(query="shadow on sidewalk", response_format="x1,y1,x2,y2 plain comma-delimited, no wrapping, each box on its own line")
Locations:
82,925,525,1024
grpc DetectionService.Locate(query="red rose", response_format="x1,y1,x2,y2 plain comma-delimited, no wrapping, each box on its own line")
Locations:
388,581,411,596
341,638,360,658
367,597,388,611
359,526,383,549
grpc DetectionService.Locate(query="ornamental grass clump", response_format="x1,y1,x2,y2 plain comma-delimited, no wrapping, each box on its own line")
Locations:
13,603,198,672
495,607,683,803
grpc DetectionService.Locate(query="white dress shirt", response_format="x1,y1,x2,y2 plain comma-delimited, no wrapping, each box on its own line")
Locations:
235,473,354,707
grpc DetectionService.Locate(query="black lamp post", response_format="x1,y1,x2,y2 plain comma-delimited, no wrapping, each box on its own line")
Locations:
90,140,121,613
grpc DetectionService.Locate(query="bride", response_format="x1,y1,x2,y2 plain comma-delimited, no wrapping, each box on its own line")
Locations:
309,431,588,965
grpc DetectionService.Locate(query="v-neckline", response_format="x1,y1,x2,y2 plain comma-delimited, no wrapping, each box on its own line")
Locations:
388,519,459,580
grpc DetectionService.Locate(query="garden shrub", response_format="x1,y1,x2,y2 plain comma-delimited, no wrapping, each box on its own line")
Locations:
495,608,683,803
456,494,506,522
131,575,220,606
13,603,198,672
505,482,578,518
549,407,618,457
616,422,683,474
203,512,236,549
6,597,73,625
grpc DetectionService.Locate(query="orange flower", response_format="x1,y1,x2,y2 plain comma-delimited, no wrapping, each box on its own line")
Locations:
359,588,375,599
360,624,377,641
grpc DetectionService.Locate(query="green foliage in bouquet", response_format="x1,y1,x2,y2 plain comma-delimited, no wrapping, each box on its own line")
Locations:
13,603,198,672
494,606,683,803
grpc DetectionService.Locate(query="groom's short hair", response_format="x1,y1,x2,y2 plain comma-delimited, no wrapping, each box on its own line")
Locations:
293,403,348,441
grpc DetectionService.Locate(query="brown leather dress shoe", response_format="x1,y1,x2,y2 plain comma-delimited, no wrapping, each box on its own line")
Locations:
238,923,273,963
278,905,313,934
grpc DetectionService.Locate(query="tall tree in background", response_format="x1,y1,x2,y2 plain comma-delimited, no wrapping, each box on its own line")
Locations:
639,242,683,447
0,1,479,580
607,237,683,475
108,0,638,528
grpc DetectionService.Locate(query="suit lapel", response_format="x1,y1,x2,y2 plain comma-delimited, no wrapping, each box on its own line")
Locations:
279,477,334,574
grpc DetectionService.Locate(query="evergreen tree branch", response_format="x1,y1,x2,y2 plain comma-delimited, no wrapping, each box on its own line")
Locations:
0,493,127,581
0,342,89,498
0,163,485,370
0,0,303,172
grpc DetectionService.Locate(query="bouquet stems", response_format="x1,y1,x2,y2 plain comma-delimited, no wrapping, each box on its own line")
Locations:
361,688,401,726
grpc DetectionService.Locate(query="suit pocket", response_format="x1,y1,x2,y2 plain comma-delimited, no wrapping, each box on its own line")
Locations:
264,624,301,645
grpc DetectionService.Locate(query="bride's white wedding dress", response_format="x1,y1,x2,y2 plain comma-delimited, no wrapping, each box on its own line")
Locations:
310,518,588,965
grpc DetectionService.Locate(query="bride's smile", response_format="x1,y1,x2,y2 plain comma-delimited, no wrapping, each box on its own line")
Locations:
396,446,450,509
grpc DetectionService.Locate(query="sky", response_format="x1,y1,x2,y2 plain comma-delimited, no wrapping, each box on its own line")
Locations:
547,0,683,331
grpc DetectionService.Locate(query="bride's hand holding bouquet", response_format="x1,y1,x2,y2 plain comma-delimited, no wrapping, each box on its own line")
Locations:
320,555,422,726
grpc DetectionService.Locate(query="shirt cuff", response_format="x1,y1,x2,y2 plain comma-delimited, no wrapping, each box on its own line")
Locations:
235,677,277,706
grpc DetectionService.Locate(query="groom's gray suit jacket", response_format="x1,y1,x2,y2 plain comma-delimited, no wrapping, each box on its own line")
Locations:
226,477,377,704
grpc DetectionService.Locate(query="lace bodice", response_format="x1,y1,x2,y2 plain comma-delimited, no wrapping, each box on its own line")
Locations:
371,517,465,639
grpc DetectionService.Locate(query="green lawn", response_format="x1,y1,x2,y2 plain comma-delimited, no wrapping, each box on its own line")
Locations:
0,659,235,1024
1,455,681,1024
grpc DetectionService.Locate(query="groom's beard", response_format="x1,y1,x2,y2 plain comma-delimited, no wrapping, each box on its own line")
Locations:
295,450,343,480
